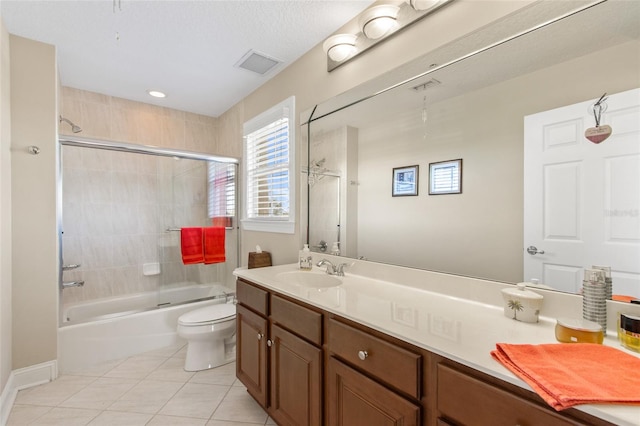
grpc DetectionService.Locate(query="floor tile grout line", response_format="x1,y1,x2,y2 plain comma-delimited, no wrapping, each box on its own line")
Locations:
9,346,261,426
206,381,236,422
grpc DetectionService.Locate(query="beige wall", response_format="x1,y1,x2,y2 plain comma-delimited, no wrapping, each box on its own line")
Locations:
0,17,12,393
10,35,58,369
219,0,534,267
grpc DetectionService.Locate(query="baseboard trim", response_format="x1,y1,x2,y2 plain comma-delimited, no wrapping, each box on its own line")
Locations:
0,360,58,426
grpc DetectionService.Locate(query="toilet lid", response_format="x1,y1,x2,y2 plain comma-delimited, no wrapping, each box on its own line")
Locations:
178,303,236,326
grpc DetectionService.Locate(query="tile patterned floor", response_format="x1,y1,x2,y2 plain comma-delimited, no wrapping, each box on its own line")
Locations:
8,344,275,425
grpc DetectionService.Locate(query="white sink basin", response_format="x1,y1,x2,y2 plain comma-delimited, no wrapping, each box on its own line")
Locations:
276,271,341,288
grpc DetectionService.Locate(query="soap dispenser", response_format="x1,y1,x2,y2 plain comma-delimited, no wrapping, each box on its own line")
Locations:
299,244,312,271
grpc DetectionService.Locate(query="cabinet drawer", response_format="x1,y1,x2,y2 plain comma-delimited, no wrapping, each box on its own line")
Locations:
437,364,578,426
271,295,322,345
328,318,421,399
236,279,269,316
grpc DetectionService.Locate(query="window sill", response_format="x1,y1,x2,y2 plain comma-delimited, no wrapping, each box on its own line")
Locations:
241,219,295,234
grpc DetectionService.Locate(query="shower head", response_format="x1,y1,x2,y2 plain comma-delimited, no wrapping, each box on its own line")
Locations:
59,116,82,133
310,158,326,168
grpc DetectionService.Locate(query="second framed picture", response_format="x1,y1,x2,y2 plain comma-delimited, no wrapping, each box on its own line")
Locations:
392,165,419,196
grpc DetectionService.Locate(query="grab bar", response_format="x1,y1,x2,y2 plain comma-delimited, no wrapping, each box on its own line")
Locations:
166,228,181,232
62,281,85,289
62,264,81,271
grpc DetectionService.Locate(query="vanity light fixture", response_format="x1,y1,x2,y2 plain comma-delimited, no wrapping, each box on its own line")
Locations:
322,0,453,72
359,4,400,40
323,34,358,62
409,0,441,11
147,90,166,98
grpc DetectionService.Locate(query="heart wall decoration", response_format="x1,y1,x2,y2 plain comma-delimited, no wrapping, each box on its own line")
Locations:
585,125,612,144
586,93,612,144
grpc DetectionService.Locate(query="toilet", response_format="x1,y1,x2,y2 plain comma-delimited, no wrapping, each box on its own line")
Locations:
177,303,237,372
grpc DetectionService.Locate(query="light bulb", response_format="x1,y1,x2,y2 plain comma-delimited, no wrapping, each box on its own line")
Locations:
323,34,357,62
359,5,400,40
409,0,440,11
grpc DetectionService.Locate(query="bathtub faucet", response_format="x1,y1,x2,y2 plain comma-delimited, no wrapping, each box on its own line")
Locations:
62,280,85,289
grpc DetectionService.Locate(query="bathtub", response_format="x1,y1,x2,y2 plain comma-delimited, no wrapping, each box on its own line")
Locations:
62,283,230,323
58,283,235,374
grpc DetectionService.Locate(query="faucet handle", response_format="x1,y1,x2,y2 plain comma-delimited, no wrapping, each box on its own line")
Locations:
335,263,349,276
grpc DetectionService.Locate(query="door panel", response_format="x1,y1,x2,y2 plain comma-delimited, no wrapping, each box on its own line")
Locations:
236,305,268,407
269,324,322,426
524,88,640,296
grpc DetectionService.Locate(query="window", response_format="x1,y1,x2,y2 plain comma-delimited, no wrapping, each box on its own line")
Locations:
242,96,295,233
208,161,236,227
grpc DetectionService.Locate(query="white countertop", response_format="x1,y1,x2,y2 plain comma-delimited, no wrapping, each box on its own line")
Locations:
234,259,640,426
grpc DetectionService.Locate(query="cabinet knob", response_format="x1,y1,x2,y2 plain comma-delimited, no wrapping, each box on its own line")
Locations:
257,333,263,341
267,339,273,347
358,350,368,361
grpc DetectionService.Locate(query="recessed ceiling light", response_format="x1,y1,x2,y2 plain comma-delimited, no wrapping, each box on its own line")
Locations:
147,90,166,98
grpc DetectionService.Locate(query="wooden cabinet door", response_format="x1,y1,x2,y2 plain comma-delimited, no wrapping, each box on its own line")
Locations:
437,364,580,426
327,357,420,426
269,323,322,426
236,304,268,407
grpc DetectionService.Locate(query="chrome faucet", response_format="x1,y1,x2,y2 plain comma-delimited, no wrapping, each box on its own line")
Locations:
316,259,348,277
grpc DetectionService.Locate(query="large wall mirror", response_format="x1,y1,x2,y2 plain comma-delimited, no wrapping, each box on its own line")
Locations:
301,0,640,298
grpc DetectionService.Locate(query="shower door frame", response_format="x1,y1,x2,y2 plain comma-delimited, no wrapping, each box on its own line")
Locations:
57,135,240,326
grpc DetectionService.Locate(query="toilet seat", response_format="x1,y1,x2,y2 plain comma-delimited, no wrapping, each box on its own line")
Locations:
178,303,236,326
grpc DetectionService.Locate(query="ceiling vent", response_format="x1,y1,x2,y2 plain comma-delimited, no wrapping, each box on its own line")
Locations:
235,50,282,75
411,78,441,91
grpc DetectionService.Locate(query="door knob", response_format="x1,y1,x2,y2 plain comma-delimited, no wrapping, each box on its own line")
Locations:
526,246,545,255
358,350,368,361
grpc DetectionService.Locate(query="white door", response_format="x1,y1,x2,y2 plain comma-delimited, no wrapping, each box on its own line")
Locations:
524,88,640,296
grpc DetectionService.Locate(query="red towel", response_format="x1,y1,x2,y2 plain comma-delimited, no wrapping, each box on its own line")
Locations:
204,226,226,264
491,343,640,410
181,228,204,265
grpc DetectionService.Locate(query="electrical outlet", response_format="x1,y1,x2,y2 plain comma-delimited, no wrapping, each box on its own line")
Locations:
430,314,460,341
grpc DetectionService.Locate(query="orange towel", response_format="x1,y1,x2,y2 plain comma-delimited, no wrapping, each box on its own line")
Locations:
491,343,640,410
204,226,225,264
180,228,204,265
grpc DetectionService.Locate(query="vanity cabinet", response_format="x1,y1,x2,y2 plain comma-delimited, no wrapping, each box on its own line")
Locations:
236,278,614,426
236,277,269,406
434,360,613,426
236,278,323,426
437,364,577,426
327,318,422,425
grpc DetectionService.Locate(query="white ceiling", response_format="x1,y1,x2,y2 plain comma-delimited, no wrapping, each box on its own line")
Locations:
0,0,374,117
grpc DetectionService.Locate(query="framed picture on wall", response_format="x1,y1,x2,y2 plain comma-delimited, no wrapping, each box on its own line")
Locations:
429,159,462,195
392,165,419,196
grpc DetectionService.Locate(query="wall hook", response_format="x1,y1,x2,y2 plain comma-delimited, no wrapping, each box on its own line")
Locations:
27,146,40,155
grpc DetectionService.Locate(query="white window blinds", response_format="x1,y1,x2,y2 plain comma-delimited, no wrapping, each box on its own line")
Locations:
242,96,295,234
208,162,236,223
246,118,290,218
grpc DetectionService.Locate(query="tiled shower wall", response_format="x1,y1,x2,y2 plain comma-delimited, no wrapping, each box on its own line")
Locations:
59,87,235,305
60,87,222,153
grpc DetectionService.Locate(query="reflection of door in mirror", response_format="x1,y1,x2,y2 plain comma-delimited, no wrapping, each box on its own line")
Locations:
524,88,640,298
